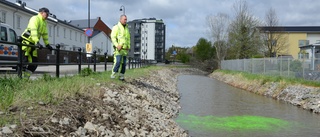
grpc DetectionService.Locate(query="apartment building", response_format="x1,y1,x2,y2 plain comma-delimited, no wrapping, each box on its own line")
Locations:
127,18,166,62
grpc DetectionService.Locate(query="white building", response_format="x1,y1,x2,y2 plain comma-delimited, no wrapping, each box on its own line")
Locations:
127,18,166,62
0,0,112,57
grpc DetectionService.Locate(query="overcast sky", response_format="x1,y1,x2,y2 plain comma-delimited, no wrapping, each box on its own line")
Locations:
7,0,320,48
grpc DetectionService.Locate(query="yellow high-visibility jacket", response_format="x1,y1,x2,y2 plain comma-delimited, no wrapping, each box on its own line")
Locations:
21,13,49,61
111,22,130,56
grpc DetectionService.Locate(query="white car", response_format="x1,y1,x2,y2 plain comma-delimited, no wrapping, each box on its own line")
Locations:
0,23,18,69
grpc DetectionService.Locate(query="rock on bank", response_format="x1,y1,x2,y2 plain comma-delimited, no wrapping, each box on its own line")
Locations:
0,67,205,136
209,71,320,114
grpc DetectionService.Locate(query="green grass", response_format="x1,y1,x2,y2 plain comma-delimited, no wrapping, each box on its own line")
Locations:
0,66,168,111
215,69,320,87
0,65,174,126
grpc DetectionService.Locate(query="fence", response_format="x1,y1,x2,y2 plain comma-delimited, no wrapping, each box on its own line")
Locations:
221,57,320,81
0,39,149,79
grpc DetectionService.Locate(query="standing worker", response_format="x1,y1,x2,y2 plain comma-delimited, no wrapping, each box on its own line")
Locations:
110,15,130,80
21,7,53,75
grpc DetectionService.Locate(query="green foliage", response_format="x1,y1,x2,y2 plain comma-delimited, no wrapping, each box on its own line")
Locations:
41,73,55,81
290,60,303,72
0,77,23,110
80,67,93,76
215,69,320,87
277,59,302,72
252,55,264,58
195,38,215,61
177,52,191,63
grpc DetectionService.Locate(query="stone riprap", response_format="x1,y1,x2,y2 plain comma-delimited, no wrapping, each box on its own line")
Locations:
210,72,320,114
0,67,206,136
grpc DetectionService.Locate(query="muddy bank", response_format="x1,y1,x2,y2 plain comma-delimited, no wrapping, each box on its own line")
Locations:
0,67,206,137
209,71,320,114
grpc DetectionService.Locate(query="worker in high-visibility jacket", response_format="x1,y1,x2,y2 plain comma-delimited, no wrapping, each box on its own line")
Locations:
21,7,53,73
110,15,130,80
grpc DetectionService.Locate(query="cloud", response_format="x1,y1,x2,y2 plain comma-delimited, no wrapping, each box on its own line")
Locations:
6,0,320,48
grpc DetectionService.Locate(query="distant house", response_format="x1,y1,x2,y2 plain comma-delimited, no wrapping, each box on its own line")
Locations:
0,0,114,64
259,26,320,70
69,17,113,56
0,0,86,62
259,26,320,59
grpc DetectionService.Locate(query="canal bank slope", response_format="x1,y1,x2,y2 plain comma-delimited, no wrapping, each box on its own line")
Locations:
0,67,207,136
209,71,320,114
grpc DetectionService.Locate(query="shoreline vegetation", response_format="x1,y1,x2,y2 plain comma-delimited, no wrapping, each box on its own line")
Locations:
0,66,205,136
1,66,319,136
210,70,320,114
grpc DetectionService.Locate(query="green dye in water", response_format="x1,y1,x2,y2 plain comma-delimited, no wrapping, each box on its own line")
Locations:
176,114,292,132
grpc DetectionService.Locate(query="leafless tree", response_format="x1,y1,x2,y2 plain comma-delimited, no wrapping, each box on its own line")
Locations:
261,8,289,57
228,0,262,59
206,13,230,69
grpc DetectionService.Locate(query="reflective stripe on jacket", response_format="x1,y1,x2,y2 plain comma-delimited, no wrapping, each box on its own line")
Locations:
111,22,130,56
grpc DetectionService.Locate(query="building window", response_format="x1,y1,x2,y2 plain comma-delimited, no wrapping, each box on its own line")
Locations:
49,25,52,37
80,34,83,42
298,52,309,59
63,28,66,38
16,15,21,29
70,30,72,40
57,26,60,37
1,10,7,23
298,40,309,47
75,32,77,41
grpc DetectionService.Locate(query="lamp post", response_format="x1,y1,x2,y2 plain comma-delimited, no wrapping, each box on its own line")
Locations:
119,5,125,15
87,0,91,67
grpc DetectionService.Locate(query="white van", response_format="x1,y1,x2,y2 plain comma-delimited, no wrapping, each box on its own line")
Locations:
0,23,18,68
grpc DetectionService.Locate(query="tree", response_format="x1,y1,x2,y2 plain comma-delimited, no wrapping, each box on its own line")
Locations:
228,0,263,59
260,8,289,57
206,13,231,69
194,38,215,62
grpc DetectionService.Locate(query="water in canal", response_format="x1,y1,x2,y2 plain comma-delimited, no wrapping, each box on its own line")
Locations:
176,75,320,137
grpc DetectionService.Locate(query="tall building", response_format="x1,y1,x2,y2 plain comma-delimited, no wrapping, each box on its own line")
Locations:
127,18,166,62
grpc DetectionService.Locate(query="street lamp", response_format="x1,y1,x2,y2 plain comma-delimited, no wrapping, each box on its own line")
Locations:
119,5,125,15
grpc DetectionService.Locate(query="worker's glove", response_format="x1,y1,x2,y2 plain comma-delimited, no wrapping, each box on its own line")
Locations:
46,44,53,51
36,42,43,50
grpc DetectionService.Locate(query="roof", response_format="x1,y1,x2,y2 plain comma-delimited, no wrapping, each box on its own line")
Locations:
0,0,83,31
69,19,99,29
300,43,320,49
258,26,320,33
91,30,102,37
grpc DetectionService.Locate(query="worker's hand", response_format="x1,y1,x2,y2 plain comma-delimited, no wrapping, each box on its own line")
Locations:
117,45,122,51
36,42,43,50
46,44,53,51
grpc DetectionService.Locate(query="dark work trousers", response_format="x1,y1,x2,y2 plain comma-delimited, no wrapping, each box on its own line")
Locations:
112,55,127,74
22,49,38,72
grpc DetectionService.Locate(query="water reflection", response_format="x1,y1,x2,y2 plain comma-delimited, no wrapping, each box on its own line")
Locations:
176,75,320,137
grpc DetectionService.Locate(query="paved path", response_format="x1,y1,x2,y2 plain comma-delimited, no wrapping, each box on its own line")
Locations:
0,62,181,79
0,64,113,79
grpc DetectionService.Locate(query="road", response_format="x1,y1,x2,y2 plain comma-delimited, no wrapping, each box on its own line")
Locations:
0,63,114,79
0,62,180,79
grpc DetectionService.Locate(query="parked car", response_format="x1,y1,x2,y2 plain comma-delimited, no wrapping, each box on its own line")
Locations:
0,23,18,69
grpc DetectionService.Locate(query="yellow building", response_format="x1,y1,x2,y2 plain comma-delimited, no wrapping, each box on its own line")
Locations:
259,26,320,59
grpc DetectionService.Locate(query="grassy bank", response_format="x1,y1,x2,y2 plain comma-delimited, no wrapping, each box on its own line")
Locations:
0,66,169,126
214,69,320,87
